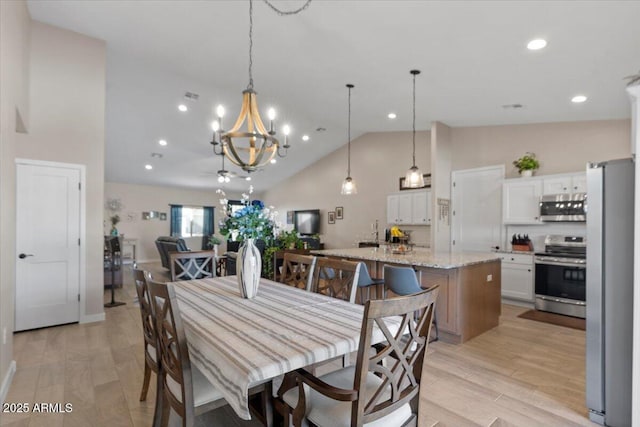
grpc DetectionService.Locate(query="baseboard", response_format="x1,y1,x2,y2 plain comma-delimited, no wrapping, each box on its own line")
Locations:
502,298,535,309
80,312,105,324
1,360,16,404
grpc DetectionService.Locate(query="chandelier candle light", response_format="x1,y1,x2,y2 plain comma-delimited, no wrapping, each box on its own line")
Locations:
341,84,357,195
404,69,425,189
210,0,309,172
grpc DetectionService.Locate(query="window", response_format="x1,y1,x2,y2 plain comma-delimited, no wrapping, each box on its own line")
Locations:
170,205,214,244
180,207,204,237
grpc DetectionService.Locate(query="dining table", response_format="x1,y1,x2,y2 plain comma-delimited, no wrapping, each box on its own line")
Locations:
170,275,399,421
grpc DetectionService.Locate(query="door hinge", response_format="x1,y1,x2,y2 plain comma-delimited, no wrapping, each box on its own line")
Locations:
78,294,80,302
78,238,81,246
78,182,81,190
452,240,456,245
453,182,456,187
453,210,456,216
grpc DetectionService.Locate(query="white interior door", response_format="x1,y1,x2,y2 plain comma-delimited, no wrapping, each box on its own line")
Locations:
15,162,81,331
451,165,504,252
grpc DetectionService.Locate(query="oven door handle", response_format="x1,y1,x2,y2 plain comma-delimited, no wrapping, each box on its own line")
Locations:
536,295,586,306
535,258,586,267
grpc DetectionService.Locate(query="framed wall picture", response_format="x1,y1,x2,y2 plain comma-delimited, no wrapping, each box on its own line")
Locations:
286,210,294,224
328,211,336,224
335,206,344,220
399,173,431,190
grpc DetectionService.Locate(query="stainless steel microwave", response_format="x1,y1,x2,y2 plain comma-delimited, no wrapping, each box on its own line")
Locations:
539,193,586,222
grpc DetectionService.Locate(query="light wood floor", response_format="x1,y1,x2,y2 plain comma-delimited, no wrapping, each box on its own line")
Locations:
2,264,597,427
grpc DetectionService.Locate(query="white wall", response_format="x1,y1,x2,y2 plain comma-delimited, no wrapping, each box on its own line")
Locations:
0,0,31,399
261,130,431,248
105,182,227,262
15,21,106,320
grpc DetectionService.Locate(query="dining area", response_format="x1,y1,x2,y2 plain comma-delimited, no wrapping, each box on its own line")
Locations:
133,252,439,427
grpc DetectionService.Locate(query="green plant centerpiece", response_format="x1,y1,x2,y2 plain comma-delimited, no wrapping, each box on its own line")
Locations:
512,152,540,176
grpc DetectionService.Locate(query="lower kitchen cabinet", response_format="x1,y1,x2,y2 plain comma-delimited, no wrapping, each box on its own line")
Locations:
498,252,534,302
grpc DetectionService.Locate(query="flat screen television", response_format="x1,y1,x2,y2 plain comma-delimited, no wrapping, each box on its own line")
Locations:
294,209,320,235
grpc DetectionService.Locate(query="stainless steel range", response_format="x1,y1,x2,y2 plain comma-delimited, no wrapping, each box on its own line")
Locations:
534,235,586,318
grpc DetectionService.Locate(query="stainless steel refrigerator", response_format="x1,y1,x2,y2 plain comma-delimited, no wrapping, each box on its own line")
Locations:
586,158,634,426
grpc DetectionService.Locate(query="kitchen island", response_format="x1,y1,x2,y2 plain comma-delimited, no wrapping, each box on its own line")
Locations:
312,247,501,344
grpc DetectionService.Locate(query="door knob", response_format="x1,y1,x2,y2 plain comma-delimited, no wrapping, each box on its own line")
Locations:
18,253,34,259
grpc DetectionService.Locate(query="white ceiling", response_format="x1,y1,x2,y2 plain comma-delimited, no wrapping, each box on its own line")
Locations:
27,1,640,192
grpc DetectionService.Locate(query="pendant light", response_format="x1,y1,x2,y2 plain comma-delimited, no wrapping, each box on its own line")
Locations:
341,84,357,195
404,69,425,188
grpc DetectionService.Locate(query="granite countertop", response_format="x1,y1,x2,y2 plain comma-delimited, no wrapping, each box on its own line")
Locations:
311,247,500,269
493,249,536,255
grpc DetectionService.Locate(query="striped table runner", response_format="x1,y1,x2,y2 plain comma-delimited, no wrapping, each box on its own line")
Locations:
172,276,368,420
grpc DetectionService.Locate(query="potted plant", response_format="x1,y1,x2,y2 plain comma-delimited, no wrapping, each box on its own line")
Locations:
208,235,222,256
513,152,540,177
109,214,120,236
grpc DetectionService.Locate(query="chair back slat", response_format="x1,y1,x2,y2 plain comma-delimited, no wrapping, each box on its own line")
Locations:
170,250,215,281
310,257,361,303
280,253,316,290
353,286,439,425
147,279,195,426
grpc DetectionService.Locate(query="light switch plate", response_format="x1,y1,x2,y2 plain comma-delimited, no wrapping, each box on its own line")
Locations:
487,274,493,282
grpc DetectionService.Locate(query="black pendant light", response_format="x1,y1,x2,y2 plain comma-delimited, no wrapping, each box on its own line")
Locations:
341,84,357,195
404,69,425,188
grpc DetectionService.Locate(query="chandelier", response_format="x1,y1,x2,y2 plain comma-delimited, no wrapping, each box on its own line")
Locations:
210,0,310,172
403,69,425,188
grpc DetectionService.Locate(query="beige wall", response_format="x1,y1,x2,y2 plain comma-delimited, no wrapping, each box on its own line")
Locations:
451,119,631,177
105,182,227,262
15,21,106,319
430,122,453,252
0,0,31,396
261,130,431,249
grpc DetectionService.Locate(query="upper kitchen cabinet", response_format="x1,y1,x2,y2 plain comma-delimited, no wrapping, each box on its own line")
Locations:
503,179,542,224
387,190,431,225
542,173,587,195
412,191,432,225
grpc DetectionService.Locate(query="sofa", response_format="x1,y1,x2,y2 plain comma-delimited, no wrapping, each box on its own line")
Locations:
155,236,190,269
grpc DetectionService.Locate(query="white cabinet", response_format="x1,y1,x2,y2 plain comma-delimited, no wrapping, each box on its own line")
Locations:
387,191,431,225
542,173,586,195
411,191,432,225
502,179,542,224
387,194,412,224
498,252,534,302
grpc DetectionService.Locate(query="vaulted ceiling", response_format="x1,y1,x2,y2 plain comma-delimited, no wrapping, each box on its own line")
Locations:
28,1,640,191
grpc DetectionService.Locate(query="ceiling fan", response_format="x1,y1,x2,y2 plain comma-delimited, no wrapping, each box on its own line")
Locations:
215,154,252,183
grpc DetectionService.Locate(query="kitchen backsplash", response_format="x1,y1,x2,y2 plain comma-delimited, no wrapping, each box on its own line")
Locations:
505,223,586,252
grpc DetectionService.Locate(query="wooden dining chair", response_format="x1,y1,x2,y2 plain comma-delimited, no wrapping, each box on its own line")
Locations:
147,279,226,427
146,279,273,427
278,286,439,427
133,269,158,403
279,253,316,290
169,250,215,281
310,257,361,303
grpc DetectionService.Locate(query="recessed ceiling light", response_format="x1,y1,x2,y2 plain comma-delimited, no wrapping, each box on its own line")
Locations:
387,113,397,119
178,104,188,112
527,39,547,50
571,95,588,103
302,135,310,141
245,176,252,181
145,164,153,170
270,158,277,164
158,139,167,146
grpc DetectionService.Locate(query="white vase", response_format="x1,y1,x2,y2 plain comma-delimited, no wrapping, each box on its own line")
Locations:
521,170,533,177
236,238,261,299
